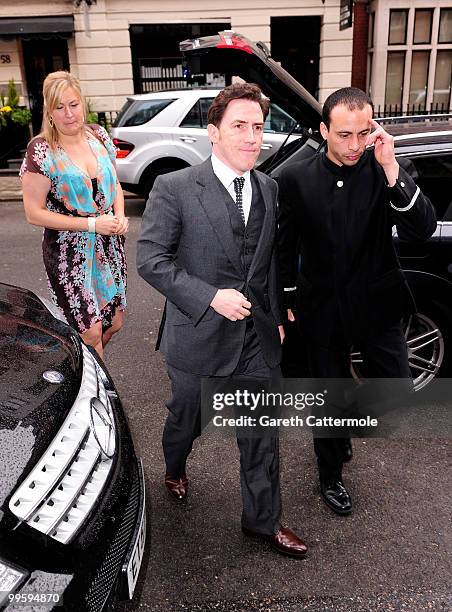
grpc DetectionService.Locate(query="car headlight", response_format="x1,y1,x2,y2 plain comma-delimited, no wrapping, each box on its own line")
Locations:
0,560,27,607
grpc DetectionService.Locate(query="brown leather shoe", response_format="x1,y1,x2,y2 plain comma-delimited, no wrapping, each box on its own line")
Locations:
164,473,188,501
242,525,308,558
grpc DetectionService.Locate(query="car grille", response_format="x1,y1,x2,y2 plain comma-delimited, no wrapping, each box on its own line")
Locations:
85,460,141,612
9,345,115,544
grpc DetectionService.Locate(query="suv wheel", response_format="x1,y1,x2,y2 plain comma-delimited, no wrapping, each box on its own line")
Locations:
351,307,449,391
143,166,180,201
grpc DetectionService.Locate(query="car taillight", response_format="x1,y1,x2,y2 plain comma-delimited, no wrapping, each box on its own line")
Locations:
216,32,253,55
113,138,135,159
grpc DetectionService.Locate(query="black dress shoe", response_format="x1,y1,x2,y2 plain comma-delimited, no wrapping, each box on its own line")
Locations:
320,479,352,515
343,439,353,462
242,525,308,558
165,473,188,501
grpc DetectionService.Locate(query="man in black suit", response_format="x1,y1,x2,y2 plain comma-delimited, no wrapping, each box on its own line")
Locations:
137,83,307,557
278,87,436,515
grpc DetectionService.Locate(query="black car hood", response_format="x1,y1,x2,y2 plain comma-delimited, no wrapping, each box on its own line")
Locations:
0,283,82,523
180,31,322,131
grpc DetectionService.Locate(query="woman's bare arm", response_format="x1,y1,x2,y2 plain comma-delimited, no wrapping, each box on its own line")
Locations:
22,171,119,235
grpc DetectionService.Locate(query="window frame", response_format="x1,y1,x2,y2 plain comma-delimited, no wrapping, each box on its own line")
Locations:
381,6,452,114
388,9,409,46
413,9,434,45
408,50,431,110
115,98,174,127
179,99,202,129
439,8,452,44
385,50,406,108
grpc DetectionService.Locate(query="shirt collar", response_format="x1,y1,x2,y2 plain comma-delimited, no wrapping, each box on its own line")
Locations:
211,153,251,191
321,148,370,177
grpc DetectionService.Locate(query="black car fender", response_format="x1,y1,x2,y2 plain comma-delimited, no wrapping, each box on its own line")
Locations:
403,269,452,315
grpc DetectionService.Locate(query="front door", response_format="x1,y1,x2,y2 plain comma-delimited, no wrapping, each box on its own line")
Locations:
271,16,321,99
21,38,70,134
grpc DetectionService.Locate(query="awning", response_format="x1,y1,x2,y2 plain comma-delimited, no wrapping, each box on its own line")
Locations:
0,16,74,37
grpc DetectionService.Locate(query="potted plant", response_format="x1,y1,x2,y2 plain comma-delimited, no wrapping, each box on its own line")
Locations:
0,79,32,169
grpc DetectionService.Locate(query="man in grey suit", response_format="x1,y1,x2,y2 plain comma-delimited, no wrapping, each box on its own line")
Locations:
137,83,307,558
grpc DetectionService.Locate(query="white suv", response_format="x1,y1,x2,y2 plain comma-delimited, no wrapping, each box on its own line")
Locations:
110,88,302,200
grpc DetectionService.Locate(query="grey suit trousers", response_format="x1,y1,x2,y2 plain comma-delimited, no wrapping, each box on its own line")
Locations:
163,320,282,535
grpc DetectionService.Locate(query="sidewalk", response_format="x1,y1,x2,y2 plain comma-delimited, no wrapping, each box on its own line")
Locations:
0,174,22,201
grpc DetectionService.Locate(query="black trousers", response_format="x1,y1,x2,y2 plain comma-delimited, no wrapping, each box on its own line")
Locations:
163,321,282,535
307,321,411,481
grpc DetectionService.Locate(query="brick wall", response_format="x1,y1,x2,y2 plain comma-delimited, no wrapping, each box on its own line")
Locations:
351,0,370,91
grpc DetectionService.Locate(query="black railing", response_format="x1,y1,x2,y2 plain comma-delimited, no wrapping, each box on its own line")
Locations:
95,111,118,130
375,112,452,136
375,102,451,118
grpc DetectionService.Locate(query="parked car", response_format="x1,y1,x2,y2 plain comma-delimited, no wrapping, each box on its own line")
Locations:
111,87,303,200
0,283,146,610
180,30,452,391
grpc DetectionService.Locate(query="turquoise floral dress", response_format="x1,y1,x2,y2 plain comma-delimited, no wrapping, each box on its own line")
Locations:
20,124,127,333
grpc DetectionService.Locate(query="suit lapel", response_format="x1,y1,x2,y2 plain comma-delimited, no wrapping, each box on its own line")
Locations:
247,170,273,281
195,159,244,276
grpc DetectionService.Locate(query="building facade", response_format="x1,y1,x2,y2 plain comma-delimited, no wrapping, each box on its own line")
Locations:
0,0,450,124
0,0,353,121
369,0,452,114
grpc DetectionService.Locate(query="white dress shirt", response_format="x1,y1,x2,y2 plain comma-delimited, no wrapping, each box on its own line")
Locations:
211,153,252,224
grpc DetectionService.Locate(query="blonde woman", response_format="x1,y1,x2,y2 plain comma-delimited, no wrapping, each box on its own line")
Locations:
20,71,127,357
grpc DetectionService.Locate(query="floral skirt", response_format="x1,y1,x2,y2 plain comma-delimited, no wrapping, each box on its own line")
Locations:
42,228,127,334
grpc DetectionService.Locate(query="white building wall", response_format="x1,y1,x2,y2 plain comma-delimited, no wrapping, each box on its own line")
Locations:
0,38,23,101
0,0,353,112
320,4,353,99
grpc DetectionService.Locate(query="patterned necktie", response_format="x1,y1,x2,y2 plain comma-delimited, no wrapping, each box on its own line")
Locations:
233,176,246,224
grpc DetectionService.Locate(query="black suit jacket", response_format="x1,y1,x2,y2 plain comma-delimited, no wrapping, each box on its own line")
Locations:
278,150,437,345
137,158,283,375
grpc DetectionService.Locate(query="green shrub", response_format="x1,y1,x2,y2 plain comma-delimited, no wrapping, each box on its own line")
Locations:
0,79,31,129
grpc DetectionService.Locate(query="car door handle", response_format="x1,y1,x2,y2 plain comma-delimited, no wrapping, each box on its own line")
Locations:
261,143,273,150
179,136,197,143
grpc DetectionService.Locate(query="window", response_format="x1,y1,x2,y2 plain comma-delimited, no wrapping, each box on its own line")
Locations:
180,100,201,128
383,7,452,114
367,53,373,97
389,10,408,45
410,154,452,220
433,51,452,109
409,51,430,110
368,12,375,49
199,98,213,128
414,10,433,44
180,98,214,128
385,52,405,107
115,99,173,127
439,9,452,44
264,104,299,134
113,99,134,127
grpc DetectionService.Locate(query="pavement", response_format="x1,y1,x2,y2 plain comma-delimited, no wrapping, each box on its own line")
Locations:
1,200,451,612
0,174,22,201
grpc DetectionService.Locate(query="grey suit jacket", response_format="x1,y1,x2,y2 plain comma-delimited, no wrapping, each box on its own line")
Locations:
136,158,283,376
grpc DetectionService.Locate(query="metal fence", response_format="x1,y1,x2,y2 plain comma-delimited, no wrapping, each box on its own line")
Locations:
95,111,118,130
375,103,451,117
